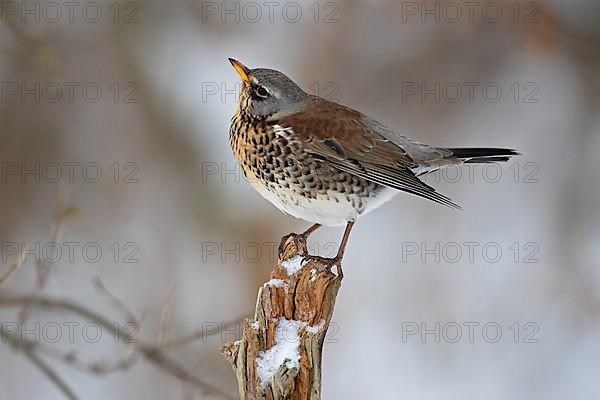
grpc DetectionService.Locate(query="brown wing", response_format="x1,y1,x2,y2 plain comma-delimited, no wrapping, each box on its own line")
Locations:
278,99,460,209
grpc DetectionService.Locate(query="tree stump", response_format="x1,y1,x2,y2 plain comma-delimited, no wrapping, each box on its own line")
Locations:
221,233,342,400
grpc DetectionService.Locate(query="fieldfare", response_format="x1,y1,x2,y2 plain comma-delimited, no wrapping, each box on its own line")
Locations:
228,58,518,274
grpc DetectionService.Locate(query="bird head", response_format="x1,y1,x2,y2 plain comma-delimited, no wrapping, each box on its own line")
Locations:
229,58,309,120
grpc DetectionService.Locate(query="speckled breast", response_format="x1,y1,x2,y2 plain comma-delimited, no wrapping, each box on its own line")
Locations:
228,111,392,225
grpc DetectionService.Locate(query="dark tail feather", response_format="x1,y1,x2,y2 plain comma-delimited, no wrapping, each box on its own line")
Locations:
447,147,519,164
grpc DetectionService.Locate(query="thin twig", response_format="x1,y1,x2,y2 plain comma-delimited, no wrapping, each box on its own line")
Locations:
2,326,78,400
32,338,141,376
36,193,75,286
0,245,26,285
158,315,246,349
157,286,178,346
92,277,139,324
0,295,233,400
19,190,76,322
142,347,231,399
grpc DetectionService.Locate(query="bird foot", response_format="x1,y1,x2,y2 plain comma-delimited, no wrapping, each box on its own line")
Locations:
304,255,344,279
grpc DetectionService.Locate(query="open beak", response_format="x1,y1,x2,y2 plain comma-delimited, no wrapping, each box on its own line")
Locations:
228,58,250,85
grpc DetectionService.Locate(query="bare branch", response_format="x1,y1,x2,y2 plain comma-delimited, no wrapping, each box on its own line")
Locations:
2,326,78,400
0,295,233,400
32,338,141,376
92,277,140,324
157,286,178,346
36,192,76,286
159,314,247,349
0,245,26,286
19,191,78,323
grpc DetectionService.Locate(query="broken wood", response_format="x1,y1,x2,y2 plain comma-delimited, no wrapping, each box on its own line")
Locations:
221,233,342,400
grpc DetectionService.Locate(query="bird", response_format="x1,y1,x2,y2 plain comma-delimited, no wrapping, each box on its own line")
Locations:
228,58,518,275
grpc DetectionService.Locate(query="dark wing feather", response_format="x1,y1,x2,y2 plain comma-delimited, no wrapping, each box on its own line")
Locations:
278,99,460,209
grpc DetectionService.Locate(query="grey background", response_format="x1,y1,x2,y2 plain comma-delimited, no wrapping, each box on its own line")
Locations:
1,0,599,399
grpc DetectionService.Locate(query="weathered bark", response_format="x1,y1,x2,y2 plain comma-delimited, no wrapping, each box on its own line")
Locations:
221,233,342,400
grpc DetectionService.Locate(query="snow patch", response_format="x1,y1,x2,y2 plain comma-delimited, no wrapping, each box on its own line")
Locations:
250,321,259,330
305,319,326,334
281,255,306,276
256,318,305,390
265,278,288,290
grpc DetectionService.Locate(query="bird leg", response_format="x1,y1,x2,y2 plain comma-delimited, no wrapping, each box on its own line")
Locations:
300,223,321,238
306,221,355,278
332,221,355,277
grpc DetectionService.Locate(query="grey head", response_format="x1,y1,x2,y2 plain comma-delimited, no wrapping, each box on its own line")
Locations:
229,58,310,120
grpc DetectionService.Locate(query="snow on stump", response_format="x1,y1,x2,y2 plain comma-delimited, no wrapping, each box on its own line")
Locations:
221,233,342,400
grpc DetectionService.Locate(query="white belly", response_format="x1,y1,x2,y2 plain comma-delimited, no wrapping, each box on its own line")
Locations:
252,183,398,226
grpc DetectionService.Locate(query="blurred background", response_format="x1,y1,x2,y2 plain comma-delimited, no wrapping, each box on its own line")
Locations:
1,0,599,399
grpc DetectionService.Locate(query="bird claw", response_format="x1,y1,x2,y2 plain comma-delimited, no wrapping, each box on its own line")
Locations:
304,255,344,279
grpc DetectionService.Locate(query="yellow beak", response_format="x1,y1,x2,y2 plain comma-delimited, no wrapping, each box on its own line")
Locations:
228,58,250,85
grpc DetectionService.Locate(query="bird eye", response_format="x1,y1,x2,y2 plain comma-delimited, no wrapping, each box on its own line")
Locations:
255,85,269,98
